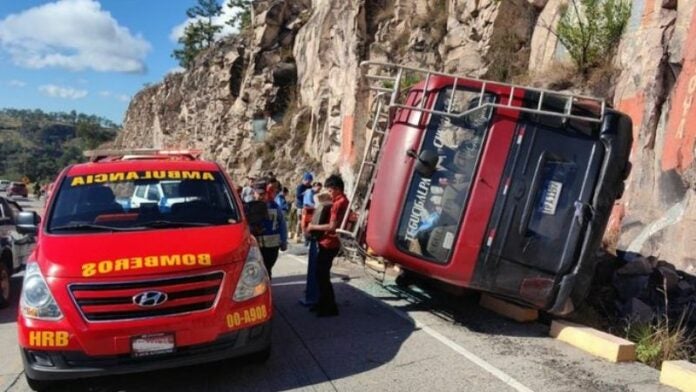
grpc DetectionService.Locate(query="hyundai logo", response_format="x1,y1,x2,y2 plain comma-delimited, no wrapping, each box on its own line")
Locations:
133,291,168,307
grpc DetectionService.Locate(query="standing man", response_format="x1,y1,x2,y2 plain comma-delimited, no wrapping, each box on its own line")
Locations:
307,175,349,317
249,182,288,278
294,172,313,241
301,182,322,245
275,187,290,218
241,176,256,203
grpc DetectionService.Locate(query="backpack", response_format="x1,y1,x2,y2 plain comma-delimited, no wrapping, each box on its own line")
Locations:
308,202,332,240
245,200,269,236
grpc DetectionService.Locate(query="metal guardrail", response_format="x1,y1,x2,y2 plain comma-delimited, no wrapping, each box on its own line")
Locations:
361,61,606,124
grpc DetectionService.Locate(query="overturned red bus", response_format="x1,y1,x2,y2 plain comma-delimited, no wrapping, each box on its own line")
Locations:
339,62,632,315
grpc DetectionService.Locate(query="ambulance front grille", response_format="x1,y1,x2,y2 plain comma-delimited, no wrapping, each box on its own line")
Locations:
68,271,224,322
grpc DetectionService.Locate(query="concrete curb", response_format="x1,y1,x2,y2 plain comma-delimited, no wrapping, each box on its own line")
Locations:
549,320,636,362
660,360,696,392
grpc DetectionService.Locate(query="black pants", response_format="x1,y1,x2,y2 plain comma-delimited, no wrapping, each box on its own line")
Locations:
260,247,280,279
316,245,340,312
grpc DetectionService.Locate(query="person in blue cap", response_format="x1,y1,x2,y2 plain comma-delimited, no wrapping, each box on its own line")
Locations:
293,172,313,241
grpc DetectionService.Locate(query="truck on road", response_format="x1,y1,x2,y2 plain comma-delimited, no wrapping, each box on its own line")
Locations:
339,62,633,315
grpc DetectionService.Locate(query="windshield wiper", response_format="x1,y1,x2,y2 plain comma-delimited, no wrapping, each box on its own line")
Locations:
140,220,212,228
50,223,132,232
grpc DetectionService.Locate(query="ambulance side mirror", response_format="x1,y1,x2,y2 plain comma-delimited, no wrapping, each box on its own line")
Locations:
409,149,439,178
17,211,40,235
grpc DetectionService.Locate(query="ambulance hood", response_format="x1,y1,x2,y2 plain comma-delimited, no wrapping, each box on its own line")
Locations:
36,224,251,279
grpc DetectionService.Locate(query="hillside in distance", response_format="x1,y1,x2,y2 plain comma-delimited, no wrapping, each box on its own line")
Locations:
0,108,120,183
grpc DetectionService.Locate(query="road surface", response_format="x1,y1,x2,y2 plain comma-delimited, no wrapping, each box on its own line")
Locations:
0,195,675,391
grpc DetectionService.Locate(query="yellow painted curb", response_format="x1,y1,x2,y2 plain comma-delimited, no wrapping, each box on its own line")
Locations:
549,320,635,362
479,294,538,322
660,360,696,392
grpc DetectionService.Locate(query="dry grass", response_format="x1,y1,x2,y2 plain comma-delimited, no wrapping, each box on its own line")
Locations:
624,278,696,368
484,32,530,83
522,59,620,100
626,313,695,368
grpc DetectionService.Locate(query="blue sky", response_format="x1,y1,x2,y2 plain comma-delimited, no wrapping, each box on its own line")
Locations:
0,0,236,125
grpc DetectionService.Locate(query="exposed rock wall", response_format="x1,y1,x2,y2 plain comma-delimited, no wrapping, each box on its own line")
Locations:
117,0,696,271
612,0,696,273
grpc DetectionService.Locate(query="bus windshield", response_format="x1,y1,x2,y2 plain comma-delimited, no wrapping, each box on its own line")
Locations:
48,170,238,233
395,87,495,263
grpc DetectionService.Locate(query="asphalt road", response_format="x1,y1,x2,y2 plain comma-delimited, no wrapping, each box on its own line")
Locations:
0,198,677,392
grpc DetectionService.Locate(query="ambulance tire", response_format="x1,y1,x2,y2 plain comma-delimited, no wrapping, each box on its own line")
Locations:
0,262,11,309
247,345,271,364
25,375,54,392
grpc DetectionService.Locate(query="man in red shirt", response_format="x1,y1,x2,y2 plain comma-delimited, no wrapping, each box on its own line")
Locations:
307,174,349,317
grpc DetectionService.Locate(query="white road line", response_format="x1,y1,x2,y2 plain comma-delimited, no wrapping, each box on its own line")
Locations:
285,253,534,392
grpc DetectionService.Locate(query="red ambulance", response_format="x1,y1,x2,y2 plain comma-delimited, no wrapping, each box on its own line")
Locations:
15,150,271,390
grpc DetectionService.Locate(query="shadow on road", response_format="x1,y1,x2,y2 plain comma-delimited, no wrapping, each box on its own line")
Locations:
380,277,548,339
27,275,414,392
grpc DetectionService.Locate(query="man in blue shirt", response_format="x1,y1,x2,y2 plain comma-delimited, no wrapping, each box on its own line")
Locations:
293,172,313,241
249,183,288,279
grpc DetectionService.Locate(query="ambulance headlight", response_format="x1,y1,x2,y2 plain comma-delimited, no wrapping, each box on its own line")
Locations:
20,263,63,320
233,245,268,302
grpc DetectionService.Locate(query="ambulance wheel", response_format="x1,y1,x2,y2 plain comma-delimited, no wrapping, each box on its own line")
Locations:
0,262,11,309
248,345,271,364
25,375,54,392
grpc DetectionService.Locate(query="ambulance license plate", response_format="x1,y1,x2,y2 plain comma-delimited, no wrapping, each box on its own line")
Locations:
540,180,563,215
131,333,175,357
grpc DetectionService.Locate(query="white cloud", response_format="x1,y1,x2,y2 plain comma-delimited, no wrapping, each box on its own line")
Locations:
99,90,129,102
0,0,151,73
7,79,26,87
39,84,88,99
169,3,241,43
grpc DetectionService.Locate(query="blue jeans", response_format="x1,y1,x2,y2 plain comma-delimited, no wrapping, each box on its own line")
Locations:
303,240,319,305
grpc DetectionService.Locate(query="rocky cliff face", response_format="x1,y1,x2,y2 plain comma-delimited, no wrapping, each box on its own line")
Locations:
118,0,696,272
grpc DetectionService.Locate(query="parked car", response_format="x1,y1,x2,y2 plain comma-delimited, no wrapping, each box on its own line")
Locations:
16,149,270,391
0,196,36,308
130,181,198,211
0,180,10,192
7,182,28,198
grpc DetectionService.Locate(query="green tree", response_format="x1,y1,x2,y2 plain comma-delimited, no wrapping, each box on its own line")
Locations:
172,22,207,68
227,0,252,31
172,0,223,68
187,0,223,47
556,0,631,74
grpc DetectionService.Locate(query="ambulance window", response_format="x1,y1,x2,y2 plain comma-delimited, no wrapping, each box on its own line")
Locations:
48,171,239,232
395,87,495,263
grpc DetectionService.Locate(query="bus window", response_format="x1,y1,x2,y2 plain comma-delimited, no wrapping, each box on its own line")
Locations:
395,88,495,263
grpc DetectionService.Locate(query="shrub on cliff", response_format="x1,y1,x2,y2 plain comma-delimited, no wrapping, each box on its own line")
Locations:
556,0,631,75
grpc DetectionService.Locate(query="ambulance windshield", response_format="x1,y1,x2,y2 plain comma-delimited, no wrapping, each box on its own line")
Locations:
48,170,238,232
395,87,495,263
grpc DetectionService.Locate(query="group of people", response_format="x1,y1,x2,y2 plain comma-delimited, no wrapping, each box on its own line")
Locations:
240,171,349,317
